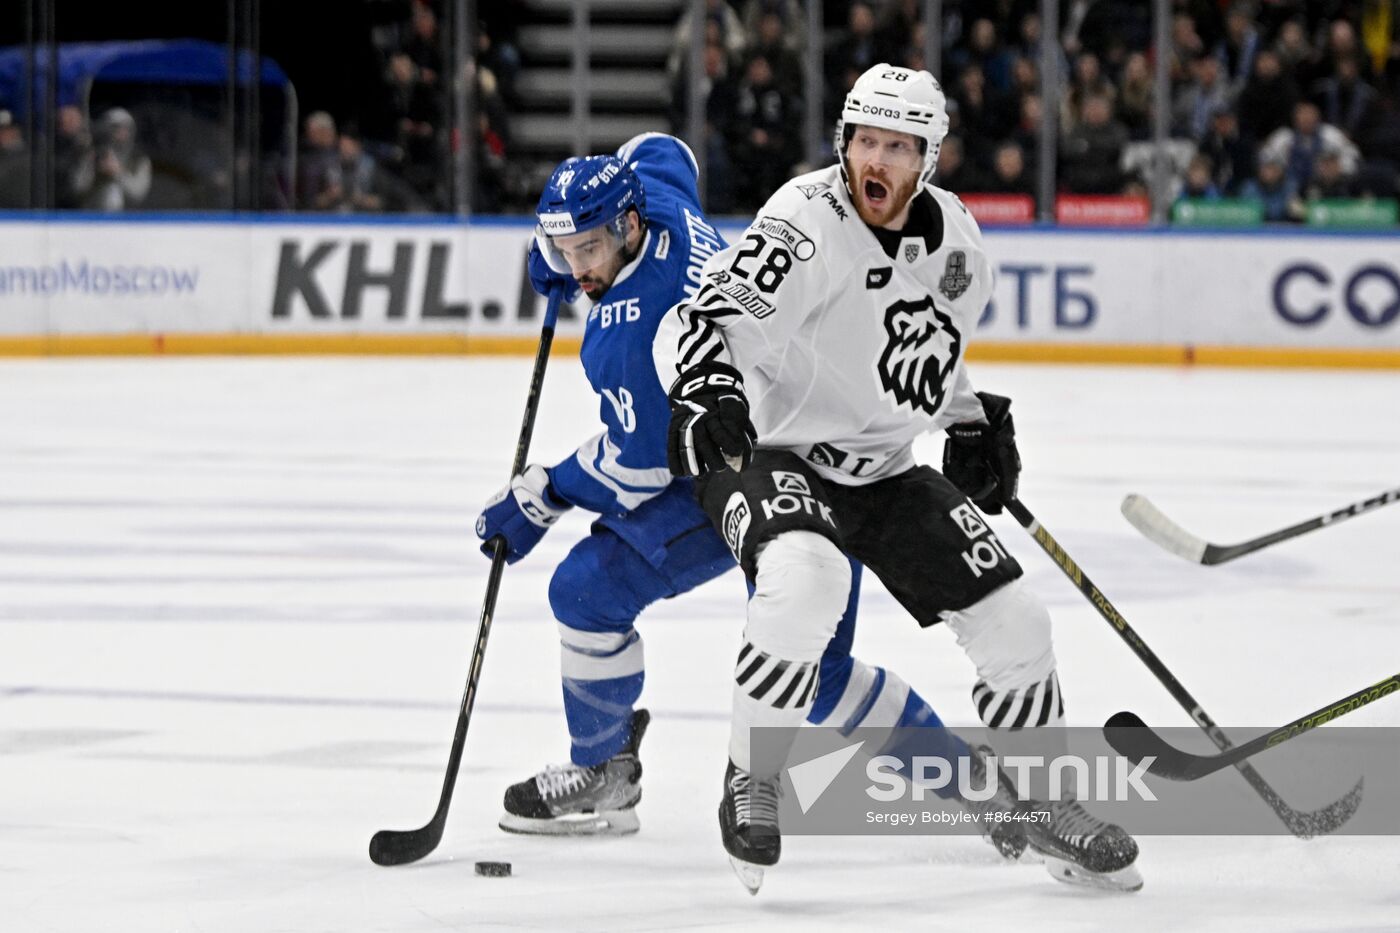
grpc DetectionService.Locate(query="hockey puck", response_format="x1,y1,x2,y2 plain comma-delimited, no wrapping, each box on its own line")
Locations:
474,861,512,878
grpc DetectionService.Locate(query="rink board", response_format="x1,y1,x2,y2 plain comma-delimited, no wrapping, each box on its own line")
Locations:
0,214,1397,365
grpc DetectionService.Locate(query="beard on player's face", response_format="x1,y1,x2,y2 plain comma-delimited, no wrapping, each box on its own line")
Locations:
850,159,920,228
577,264,617,300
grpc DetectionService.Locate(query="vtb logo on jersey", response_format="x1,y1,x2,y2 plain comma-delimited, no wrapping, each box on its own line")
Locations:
939,251,972,300
877,296,962,416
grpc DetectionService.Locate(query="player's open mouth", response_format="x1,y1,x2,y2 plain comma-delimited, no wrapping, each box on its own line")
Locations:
863,178,888,205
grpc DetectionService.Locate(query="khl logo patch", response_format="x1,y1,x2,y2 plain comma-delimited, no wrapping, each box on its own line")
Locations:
876,296,962,416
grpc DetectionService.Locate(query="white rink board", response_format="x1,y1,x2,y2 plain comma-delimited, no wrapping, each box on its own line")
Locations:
0,218,1398,349
977,229,1400,348
0,221,517,336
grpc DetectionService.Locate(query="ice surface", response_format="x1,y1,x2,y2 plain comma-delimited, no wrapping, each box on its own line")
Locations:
3,357,1398,932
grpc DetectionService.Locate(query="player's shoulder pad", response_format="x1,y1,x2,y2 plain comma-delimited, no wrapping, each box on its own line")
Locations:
759,165,851,228
739,166,849,264
927,184,986,247
616,133,699,180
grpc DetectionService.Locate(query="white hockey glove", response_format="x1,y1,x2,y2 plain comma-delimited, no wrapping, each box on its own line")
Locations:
475,464,571,563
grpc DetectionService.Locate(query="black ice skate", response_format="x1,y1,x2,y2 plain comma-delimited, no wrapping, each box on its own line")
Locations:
1024,797,1143,892
718,759,781,895
956,744,1028,861
498,709,649,836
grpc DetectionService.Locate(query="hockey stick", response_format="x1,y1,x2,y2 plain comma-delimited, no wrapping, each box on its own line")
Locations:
1106,673,1400,780
369,284,566,867
1121,488,1400,566
1004,498,1362,837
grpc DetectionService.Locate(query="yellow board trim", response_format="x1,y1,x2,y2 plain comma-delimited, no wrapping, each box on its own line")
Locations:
1,334,1399,369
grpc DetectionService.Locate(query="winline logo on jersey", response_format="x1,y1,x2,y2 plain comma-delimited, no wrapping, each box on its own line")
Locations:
753,725,1400,836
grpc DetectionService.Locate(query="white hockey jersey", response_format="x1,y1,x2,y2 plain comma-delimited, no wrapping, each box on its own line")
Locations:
654,164,994,487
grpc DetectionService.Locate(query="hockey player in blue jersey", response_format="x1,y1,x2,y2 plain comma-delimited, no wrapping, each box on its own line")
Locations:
475,135,1023,868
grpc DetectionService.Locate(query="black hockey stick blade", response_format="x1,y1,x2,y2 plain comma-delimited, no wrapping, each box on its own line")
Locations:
1104,711,1229,780
1105,712,1366,822
369,814,445,866
1106,672,1400,780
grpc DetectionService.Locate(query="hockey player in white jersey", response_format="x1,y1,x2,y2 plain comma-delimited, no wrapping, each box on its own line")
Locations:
655,64,1142,892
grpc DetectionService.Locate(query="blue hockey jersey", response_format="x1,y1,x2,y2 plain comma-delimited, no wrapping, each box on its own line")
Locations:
546,134,728,516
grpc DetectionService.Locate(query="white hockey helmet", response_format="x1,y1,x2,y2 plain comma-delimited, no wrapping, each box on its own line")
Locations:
835,64,950,184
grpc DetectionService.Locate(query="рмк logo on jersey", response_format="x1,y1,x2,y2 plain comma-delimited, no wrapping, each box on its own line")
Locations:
876,296,962,416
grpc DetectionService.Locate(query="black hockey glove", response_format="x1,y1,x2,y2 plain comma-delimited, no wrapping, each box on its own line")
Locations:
942,391,1021,515
666,360,757,477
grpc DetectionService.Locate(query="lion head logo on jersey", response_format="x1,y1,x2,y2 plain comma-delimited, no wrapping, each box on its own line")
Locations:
876,296,962,416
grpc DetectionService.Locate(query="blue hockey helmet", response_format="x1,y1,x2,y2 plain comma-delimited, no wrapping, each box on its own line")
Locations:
534,154,646,274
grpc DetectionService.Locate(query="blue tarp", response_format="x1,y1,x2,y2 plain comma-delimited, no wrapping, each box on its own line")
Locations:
0,40,290,116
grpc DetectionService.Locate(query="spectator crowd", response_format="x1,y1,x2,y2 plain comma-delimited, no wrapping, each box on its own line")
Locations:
295,0,520,212
672,0,1400,217
0,0,521,214
1,1,1398,222
0,105,154,211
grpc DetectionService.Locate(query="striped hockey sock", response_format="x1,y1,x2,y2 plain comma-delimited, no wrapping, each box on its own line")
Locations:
972,671,1065,730
729,640,820,774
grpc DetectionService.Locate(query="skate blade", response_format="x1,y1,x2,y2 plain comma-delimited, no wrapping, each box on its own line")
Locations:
498,808,639,837
727,854,765,895
1043,855,1143,893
